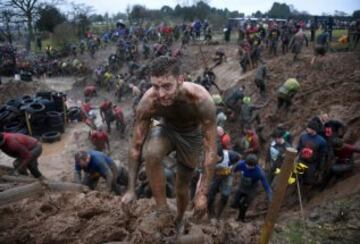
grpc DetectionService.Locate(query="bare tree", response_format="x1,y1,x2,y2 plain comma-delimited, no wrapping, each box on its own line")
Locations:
1,0,64,50
69,2,94,38
2,0,41,51
0,9,15,44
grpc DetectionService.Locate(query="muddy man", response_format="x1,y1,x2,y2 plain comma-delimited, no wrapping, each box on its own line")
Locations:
121,56,217,230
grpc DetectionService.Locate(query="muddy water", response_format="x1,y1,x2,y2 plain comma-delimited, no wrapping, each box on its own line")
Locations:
38,76,77,92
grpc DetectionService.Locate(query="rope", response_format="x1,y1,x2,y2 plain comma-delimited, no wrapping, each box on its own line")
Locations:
294,160,307,244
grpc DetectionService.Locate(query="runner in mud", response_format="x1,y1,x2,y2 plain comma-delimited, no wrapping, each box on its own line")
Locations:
231,154,272,222
113,105,126,133
266,130,291,183
0,133,45,180
311,30,330,65
217,126,232,150
99,98,114,132
297,121,328,189
74,150,127,193
121,56,217,231
84,85,97,98
290,28,307,61
320,138,360,190
254,60,270,98
277,78,300,111
208,145,240,219
89,126,110,153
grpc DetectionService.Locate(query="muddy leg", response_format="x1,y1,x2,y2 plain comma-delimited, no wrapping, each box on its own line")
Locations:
175,163,194,230
143,130,173,208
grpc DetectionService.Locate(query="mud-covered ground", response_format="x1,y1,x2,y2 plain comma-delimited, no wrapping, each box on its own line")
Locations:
0,42,359,243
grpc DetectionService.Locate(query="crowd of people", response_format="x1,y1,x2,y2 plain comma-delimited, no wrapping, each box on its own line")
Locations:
0,15,359,233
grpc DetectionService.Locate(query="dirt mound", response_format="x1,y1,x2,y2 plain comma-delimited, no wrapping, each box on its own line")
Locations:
260,50,360,142
272,190,360,244
0,191,260,244
0,80,49,105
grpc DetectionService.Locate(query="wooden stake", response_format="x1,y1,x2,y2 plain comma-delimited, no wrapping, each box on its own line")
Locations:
24,111,32,136
260,147,297,244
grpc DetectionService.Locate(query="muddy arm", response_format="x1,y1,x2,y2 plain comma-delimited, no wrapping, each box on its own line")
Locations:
195,96,217,201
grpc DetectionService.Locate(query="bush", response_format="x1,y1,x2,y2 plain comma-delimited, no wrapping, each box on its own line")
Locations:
52,22,78,48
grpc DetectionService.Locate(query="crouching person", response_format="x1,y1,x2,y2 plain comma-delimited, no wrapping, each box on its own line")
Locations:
231,154,272,222
74,150,128,194
0,132,45,180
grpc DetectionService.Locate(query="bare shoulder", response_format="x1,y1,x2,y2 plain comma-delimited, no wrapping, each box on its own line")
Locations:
182,82,216,119
182,82,213,103
135,88,156,120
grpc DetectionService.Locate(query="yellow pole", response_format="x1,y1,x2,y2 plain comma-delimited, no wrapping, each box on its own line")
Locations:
259,147,297,244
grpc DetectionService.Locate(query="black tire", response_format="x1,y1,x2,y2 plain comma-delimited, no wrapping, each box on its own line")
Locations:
0,105,8,114
67,107,82,121
36,91,52,100
6,99,22,109
5,105,21,115
46,111,62,118
21,98,35,107
21,95,32,101
4,121,23,132
25,102,45,114
52,92,66,112
46,111,64,124
41,131,61,143
0,111,10,121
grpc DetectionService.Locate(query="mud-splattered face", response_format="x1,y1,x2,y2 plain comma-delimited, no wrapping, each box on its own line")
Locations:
78,156,90,168
151,75,182,106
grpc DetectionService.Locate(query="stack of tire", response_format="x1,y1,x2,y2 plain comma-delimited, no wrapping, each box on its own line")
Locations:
0,98,27,134
0,91,68,143
67,106,82,122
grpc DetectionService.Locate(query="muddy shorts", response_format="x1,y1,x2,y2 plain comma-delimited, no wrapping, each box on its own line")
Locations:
13,143,43,178
145,123,203,170
314,45,327,56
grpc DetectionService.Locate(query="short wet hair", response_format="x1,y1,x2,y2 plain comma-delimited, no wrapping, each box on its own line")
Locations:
150,56,180,77
75,151,88,161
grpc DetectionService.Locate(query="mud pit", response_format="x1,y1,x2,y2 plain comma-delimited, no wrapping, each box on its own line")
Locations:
0,191,260,243
0,43,360,243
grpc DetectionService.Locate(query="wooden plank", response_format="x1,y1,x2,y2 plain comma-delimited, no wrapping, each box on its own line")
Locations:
259,147,298,244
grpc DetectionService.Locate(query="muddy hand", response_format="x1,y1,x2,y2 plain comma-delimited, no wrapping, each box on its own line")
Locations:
193,194,207,218
121,190,136,204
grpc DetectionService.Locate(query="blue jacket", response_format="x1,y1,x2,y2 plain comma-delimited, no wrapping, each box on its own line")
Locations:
75,150,114,178
297,132,327,167
233,160,272,200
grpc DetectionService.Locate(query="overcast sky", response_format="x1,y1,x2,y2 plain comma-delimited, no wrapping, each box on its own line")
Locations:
67,0,359,16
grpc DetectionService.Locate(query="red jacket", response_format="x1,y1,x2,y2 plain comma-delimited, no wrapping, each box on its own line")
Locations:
89,131,109,150
334,144,360,164
113,106,124,122
0,133,38,160
84,85,96,96
245,131,260,154
82,102,92,114
220,133,232,150
100,101,112,112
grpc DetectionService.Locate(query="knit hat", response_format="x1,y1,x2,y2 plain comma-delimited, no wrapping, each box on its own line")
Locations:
245,154,258,166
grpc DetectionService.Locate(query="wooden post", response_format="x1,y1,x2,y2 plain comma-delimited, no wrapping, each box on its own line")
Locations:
260,147,297,244
24,111,32,136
